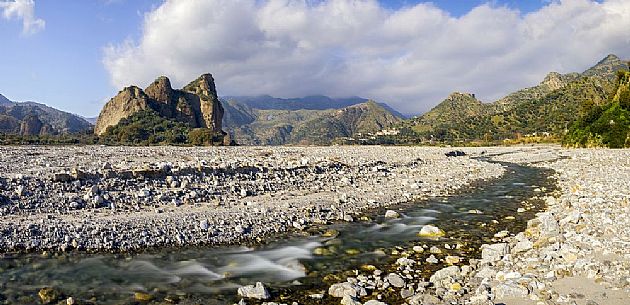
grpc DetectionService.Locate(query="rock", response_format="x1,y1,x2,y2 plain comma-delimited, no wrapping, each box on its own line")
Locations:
480,243,509,263
200,219,209,231
538,212,560,236
94,74,225,136
66,297,75,305
408,293,441,305
512,240,533,253
38,287,62,304
387,273,406,288
134,292,153,302
418,225,445,238
20,114,45,135
444,255,460,264
329,282,367,298
308,293,324,299
493,230,509,238
430,266,461,288
493,282,529,298
426,255,439,264
341,295,362,305
364,300,388,305
412,245,424,253
445,150,466,157
384,210,400,218
396,257,416,266
237,282,270,300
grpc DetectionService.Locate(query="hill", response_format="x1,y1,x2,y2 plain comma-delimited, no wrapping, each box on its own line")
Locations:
224,99,403,145
400,54,628,143
564,71,630,148
94,74,229,145
0,95,93,136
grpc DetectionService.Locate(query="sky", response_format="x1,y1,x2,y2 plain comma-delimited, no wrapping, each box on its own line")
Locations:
0,0,628,117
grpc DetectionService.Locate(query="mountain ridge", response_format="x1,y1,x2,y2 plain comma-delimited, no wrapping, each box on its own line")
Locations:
399,54,629,142
0,95,93,135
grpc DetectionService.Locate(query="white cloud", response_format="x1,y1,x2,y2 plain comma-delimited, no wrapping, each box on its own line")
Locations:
103,0,630,114
0,0,45,35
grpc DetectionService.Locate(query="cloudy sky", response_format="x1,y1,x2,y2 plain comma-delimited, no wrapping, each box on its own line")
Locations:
1,0,629,117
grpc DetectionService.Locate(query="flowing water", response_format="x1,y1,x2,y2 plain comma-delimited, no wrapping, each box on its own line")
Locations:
0,159,556,304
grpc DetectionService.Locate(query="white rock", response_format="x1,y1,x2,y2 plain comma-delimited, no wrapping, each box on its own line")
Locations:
384,210,400,218
237,282,270,300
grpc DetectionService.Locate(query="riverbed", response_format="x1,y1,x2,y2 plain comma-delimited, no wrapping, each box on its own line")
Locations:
0,153,557,305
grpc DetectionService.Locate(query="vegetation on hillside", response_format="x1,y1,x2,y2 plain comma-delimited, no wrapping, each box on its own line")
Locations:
564,71,630,148
98,109,229,146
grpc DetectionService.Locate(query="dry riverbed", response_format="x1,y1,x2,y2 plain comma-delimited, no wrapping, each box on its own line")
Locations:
0,146,503,253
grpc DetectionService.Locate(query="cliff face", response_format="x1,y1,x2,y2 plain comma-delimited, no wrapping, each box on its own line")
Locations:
94,86,150,135
94,74,224,135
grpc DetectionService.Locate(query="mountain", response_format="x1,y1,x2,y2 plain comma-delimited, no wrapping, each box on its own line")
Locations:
564,70,630,148
0,94,13,106
224,100,402,145
401,54,629,142
95,74,224,136
222,95,368,111
0,96,93,135
582,54,628,80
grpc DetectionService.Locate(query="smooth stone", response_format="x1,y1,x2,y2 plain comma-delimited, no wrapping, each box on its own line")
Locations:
237,282,270,300
387,273,406,288
384,210,400,218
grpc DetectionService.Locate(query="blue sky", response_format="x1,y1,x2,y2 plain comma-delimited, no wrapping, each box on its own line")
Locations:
0,0,624,117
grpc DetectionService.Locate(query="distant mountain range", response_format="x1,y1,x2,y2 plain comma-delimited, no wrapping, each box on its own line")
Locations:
2,53,627,147
222,98,403,145
0,94,93,135
220,96,404,145
400,54,629,142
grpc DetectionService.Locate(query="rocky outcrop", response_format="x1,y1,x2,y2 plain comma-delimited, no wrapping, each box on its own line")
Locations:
94,86,150,135
94,74,225,135
19,114,44,135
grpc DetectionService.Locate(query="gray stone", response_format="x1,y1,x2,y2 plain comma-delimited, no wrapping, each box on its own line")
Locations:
538,212,560,236
384,210,400,218
493,282,529,299
480,243,509,263
387,273,406,288
237,282,270,300
329,282,367,298
512,240,533,253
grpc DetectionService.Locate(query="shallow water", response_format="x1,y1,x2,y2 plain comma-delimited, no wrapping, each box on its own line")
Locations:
0,159,555,304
